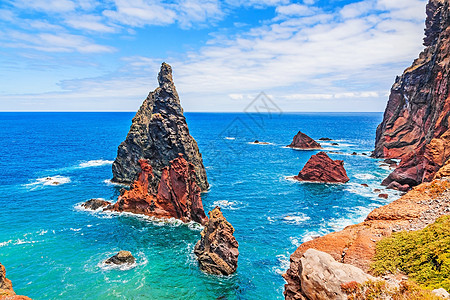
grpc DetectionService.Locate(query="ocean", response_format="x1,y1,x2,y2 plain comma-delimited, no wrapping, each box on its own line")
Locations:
0,112,400,299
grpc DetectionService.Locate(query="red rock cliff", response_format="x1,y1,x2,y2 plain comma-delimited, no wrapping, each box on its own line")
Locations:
108,154,208,225
374,0,450,188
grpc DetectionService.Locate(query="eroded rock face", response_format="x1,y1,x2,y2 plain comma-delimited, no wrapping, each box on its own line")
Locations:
105,251,136,265
0,263,31,300
287,131,322,149
374,0,450,189
294,152,349,183
194,207,239,275
112,63,208,192
290,249,375,300
283,178,450,300
107,155,208,225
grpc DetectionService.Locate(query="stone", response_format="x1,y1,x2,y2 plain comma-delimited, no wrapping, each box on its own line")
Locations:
378,193,389,199
111,63,208,192
373,0,450,189
287,131,322,149
294,152,350,183
286,249,375,300
105,251,136,265
386,181,411,192
433,288,450,298
332,143,339,146
319,138,332,141
194,207,239,275
361,183,369,187
108,155,208,225
81,199,111,210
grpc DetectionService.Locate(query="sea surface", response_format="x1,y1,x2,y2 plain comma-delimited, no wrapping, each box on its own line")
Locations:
0,112,401,299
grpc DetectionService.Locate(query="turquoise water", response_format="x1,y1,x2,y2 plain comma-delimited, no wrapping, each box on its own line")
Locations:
0,112,400,299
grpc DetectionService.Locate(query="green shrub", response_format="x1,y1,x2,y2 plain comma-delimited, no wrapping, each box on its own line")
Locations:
372,215,450,290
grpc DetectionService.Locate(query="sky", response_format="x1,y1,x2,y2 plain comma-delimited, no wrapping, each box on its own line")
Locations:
0,0,428,112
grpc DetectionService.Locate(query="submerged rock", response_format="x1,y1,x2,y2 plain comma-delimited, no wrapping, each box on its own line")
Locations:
111,63,208,192
294,152,349,183
81,199,111,210
194,207,239,275
0,263,31,299
319,137,332,141
286,249,375,300
105,251,136,265
287,131,321,149
108,155,208,225
373,0,450,189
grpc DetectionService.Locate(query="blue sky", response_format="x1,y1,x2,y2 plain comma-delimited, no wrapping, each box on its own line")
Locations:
0,0,427,112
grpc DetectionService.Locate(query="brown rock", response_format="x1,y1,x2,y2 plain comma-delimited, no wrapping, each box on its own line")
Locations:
378,193,389,199
81,199,111,211
0,263,31,300
108,155,208,225
361,183,369,187
386,181,411,192
105,251,136,265
111,63,208,192
294,152,350,183
373,0,450,189
287,131,321,149
194,207,239,275
283,178,450,300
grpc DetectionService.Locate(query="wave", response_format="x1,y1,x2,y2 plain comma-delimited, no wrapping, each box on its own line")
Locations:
224,137,235,140
25,175,71,188
78,160,114,168
353,173,376,180
272,254,290,275
283,214,310,225
212,200,247,210
103,179,128,187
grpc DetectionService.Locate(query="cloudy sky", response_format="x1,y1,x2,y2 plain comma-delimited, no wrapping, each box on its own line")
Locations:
0,0,427,112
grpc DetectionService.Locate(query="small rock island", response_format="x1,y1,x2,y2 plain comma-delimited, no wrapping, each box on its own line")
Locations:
294,152,349,183
287,131,322,150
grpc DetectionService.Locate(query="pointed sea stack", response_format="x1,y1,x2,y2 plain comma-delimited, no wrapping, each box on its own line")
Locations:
112,63,208,192
294,152,349,183
373,0,450,190
287,131,321,149
194,207,239,275
107,155,208,225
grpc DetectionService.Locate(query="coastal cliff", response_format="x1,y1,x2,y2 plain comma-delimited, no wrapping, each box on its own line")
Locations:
374,0,450,189
0,263,31,300
111,63,208,192
283,178,450,299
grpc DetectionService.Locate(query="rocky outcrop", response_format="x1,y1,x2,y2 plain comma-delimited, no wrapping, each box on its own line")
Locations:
194,207,239,275
287,131,321,149
374,0,450,189
105,251,135,265
0,263,31,300
111,63,208,192
107,155,208,225
294,152,349,183
81,199,111,210
283,178,450,299
289,249,376,300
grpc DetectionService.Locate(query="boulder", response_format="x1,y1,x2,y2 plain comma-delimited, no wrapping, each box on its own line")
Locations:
294,152,349,183
81,199,111,210
105,251,136,265
287,131,321,149
194,207,239,275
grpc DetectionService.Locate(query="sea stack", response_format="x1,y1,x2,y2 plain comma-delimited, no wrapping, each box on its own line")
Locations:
111,62,208,192
194,207,239,275
294,152,349,183
0,263,31,299
107,155,208,225
287,131,321,149
373,0,450,190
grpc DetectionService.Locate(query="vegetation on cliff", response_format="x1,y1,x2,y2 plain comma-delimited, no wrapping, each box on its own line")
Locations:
372,215,450,290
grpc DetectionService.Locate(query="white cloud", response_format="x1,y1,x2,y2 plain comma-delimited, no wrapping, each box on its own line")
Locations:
276,4,315,17
65,15,117,32
12,0,76,13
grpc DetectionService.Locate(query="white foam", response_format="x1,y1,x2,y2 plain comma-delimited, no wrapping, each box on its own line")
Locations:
272,254,290,275
78,160,114,168
212,200,247,210
98,251,148,271
0,240,12,247
25,175,71,188
103,179,128,187
224,137,235,140
353,173,376,180
283,214,310,225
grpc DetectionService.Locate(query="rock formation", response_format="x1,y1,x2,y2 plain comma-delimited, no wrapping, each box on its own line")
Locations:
287,131,321,149
105,251,136,265
373,0,450,189
81,199,111,210
194,207,239,275
289,249,376,300
283,178,450,299
0,263,31,300
294,152,350,183
107,155,208,225
112,63,208,192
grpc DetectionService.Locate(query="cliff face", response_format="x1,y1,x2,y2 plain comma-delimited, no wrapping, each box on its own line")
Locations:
109,155,208,225
374,0,450,188
283,178,450,300
0,263,31,300
194,207,239,275
112,63,208,192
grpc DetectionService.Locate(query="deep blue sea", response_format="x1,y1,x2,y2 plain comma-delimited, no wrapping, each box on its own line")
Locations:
0,112,401,299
